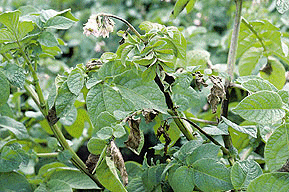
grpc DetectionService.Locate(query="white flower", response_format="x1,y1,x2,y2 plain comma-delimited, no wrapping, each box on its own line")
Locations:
83,14,115,38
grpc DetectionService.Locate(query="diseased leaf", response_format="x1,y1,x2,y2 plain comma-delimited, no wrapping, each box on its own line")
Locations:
192,158,233,192
125,116,144,155
231,160,263,190
260,57,286,90
94,157,128,192
247,172,289,192
232,91,285,125
265,124,289,171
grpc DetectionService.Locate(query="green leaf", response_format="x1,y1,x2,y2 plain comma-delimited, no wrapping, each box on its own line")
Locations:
141,64,157,82
64,108,90,138
96,127,114,140
0,28,16,43
222,117,257,138
17,21,34,40
0,171,32,192
0,10,20,32
87,137,107,155
185,49,210,69
232,91,285,125
231,160,263,190
38,31,58,47
260,57,286,90
0,116,29,139
176,140,202,161
113,124,126,138
121,44,135,65
86,83,133,129
94,157,128,192
113,70,167,114
60,105,77,126
45,16,75,29
247,172,289,192
67,67,84,95
126,177,145,192
192,158,233,192
0,145,22,172
49,169,101,189
55,82,77,118
0,70,10,107
278,90,289,103
242,79,277,93
125,161,143,182
165,27,187,59
276,0,289,14
238,47,264,76
46,179,72,192
142,164,166,191
186,143,220,165
57,150,73,163
186,0,197,13
4,64,26,88
169,166,194,192
172,0,190,18
265,124,289,171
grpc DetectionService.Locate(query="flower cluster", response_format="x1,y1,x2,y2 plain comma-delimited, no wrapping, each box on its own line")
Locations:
83,14,115,38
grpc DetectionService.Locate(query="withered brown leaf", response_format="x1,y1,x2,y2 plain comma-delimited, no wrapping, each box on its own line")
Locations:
207,75,225,113
85,154,100,173
108,140,128,186
124,116,142,151
142,109,158,124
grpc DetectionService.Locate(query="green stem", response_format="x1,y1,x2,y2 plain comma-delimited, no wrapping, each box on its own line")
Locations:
19,43,103,188
103,13,146,44
221,0,243,164
170,117,229,155
37,152,58,158
241,17,267,53
188,117,218,125
92,145,108,175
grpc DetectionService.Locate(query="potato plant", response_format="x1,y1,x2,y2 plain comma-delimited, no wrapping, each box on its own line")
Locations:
0,0,289,191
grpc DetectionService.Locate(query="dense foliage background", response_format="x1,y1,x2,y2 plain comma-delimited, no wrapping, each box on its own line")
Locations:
1,0,289,191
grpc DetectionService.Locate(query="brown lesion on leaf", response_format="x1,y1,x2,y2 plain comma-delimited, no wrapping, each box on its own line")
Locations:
193,71,208,91
260,60,272,75
46,106,59,126
142,109,158,124
278,159,289,172
108,140,128,186
124,116,142,151
85,59,103,71
207,75,226,114
85,154,100,174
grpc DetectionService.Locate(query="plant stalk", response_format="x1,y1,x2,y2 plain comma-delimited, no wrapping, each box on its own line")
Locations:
221,0,243,163
19,42,104,188
154,74,194,140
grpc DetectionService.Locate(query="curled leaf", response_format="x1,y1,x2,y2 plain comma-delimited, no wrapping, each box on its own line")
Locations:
108,140,128,186
207,75,225,113
142,109,158,123
85,154,100,173
124,116,144,154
